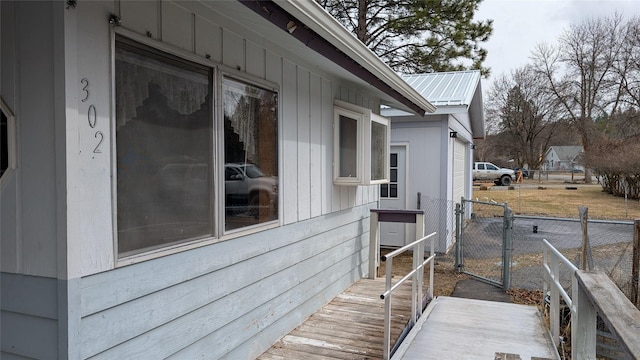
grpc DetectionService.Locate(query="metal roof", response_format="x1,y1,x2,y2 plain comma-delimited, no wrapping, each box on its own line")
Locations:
401,70,481,108
385,70,485,139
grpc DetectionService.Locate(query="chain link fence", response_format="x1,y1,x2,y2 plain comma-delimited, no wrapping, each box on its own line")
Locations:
457,199,511,287
418,196,456,254
510,216,636,298
460,210,638,307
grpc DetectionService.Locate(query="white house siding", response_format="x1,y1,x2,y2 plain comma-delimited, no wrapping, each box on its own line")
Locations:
390,121,443,248
1,3,65,357
79,204,371,359
1,1,382,358
389,114,473,253
0,1,60,278
452,138,466,206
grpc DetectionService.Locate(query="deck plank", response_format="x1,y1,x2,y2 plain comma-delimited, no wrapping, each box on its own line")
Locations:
256,277,416,360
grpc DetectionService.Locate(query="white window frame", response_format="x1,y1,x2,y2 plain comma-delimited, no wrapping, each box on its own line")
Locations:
112,31,280,262
0,97,17,187
333,99,390,186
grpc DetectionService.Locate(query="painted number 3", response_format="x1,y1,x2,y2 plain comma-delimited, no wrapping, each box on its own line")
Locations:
81,78,102,154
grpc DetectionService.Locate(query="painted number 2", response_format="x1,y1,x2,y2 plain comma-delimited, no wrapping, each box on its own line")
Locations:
81,78,103,154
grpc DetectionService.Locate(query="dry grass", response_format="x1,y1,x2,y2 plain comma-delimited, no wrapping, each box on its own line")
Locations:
378,250,468,297
473,181,640,220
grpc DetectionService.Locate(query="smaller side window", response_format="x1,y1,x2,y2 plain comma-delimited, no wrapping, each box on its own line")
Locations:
0,99,16,185
478,164,485,170
333,100,390,186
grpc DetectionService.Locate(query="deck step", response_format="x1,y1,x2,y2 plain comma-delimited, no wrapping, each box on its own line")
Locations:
494,354,553,360
495,353,521,360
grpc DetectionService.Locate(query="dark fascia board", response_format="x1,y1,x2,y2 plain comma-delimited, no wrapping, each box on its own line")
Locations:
239,0,434,116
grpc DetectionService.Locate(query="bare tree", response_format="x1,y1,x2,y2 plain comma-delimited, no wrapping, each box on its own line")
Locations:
485,66,560,172
531,14,628,183
617,16,640,108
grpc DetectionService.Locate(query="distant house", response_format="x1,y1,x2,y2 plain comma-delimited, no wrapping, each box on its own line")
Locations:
0,1,435,358
380,70,484,253
544,146,584,171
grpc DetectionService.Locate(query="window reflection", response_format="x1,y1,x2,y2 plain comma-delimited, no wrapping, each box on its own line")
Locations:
223,78,278,231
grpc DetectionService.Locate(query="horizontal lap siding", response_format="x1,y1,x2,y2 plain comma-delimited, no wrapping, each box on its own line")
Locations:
80,205,372,359
0,274,58,359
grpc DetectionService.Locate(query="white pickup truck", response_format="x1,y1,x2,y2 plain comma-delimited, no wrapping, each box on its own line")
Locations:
473,162,515,186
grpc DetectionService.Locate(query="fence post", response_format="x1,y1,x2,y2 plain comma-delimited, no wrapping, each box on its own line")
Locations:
579,206,593,270
369,211,379,279
455,202,463,271
502,205,513,290
633,219,640,307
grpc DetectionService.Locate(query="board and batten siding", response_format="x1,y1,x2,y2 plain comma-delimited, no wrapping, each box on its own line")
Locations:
390,120,449,251
2,1,384,358
79,204,372,359
67,0,382,275
1,1,61,278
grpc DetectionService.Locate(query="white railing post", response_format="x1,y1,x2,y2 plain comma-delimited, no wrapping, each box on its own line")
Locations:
550,256,560,346
380,231,436,360
571,273,597,360
369,211,379,279
383,255,393,360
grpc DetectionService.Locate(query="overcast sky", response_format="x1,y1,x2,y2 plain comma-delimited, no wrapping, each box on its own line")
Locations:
475,0,640,85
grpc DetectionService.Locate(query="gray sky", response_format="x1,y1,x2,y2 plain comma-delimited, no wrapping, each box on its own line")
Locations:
475,0,640,83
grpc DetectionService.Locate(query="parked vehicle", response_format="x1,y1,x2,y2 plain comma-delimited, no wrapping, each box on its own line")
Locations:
473,162,515,186
225,163,278,217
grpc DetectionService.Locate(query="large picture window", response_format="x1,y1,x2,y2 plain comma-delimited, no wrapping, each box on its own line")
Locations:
115,37,213,256
115,36,279,257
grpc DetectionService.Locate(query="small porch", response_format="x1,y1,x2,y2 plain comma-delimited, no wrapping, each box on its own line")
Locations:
256,277,557,360
256,277,415,359
258,209,558,359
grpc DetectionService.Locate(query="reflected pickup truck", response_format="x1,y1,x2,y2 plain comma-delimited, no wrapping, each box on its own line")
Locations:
473,162,515,186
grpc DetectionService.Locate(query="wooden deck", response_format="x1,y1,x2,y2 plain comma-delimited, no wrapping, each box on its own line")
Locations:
257,277,414,360
257,278,559,360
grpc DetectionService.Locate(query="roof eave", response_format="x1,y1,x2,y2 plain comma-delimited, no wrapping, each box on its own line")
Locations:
247,0,436,115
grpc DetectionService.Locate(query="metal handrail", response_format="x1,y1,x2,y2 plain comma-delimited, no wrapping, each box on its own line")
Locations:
380,231,436,360
543,239,578,309
542,238,578,356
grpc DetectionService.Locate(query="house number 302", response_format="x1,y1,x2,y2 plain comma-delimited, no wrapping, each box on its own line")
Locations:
81,78,103,154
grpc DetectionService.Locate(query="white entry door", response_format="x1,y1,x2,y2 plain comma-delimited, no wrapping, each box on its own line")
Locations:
380,145,407,247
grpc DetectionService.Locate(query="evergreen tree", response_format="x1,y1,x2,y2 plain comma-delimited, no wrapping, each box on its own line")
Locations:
317,0,493,75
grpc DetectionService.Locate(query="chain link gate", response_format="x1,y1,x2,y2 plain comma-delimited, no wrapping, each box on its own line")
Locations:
455,199,513,290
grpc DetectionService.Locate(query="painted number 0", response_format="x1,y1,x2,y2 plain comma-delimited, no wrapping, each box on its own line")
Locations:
81,78,103,154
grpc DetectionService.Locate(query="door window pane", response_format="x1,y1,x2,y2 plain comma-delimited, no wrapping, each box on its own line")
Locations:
389,184,398,198
115,38,213,256
381,152,399,199
223,78,278,231
380,184,389,198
